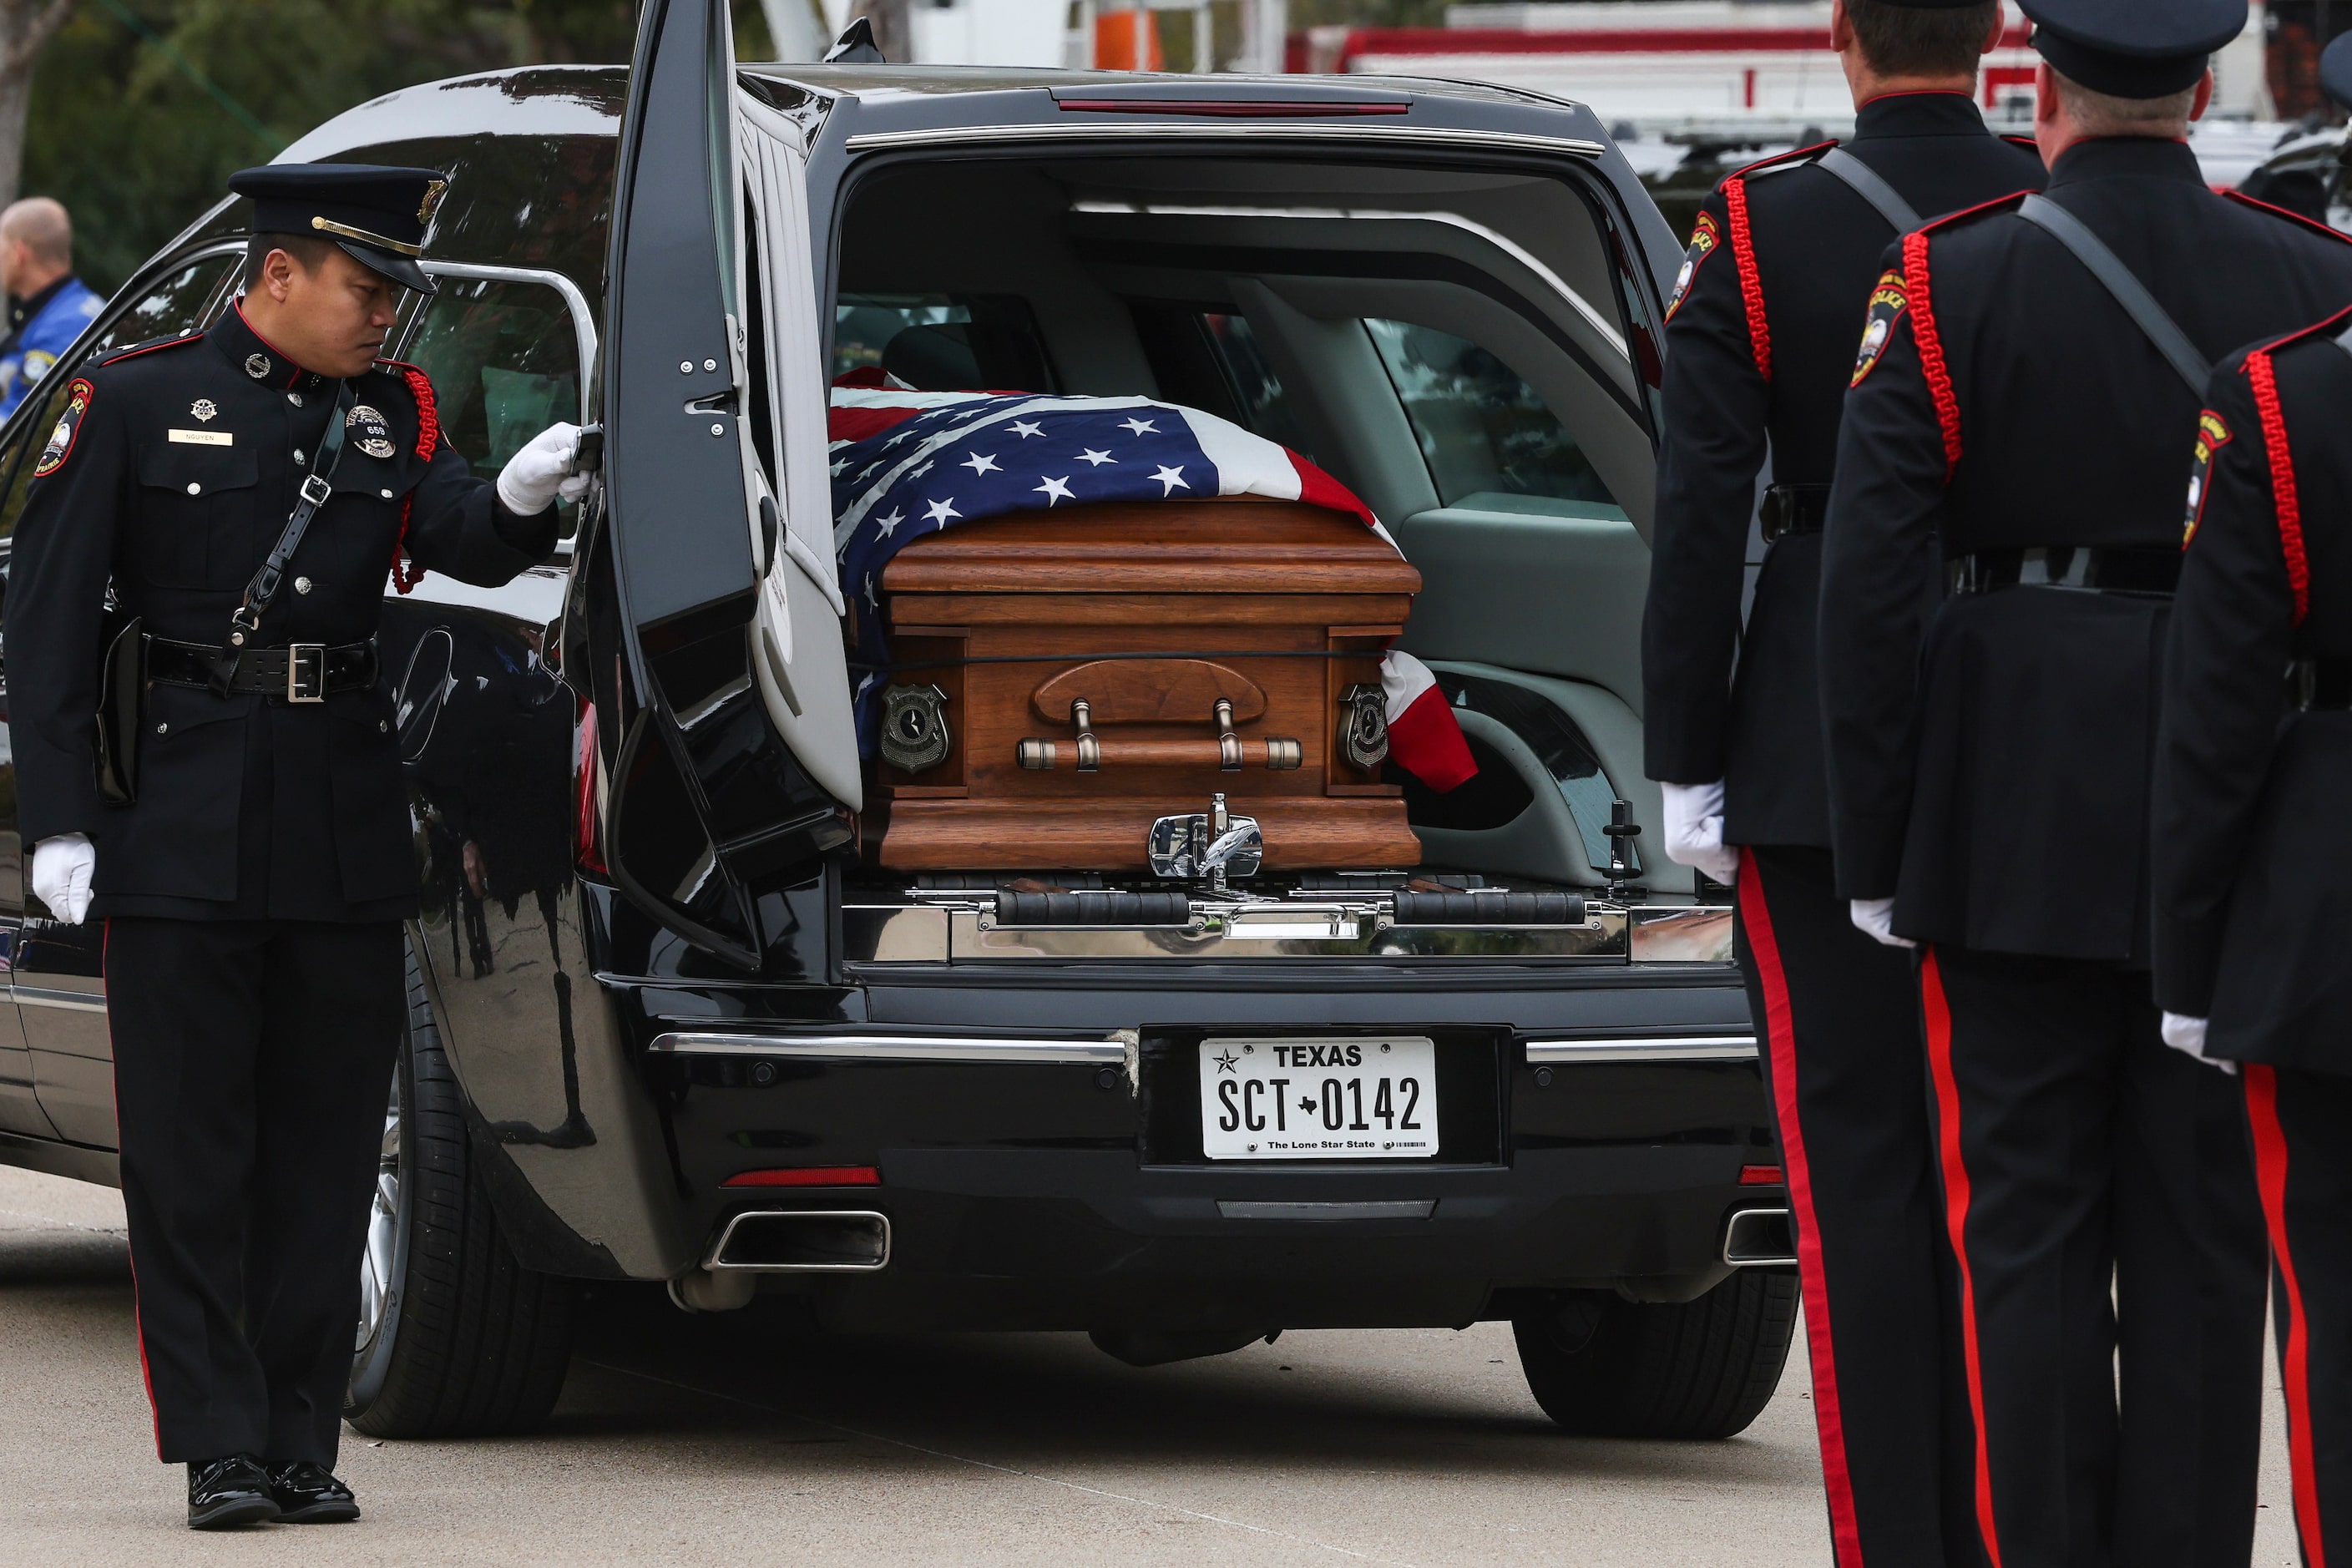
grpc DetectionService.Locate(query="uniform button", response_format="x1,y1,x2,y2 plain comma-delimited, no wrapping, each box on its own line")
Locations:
287,392,304,407
185,482,200,495
294,576,312,595
294,448,306,464
155,722,169,736
378,721,389,733
380,488,393,499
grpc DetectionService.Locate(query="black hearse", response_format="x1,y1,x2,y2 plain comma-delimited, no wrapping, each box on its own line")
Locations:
0,0,1793,1442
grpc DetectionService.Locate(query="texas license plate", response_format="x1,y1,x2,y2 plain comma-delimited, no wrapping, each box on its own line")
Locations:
1197,1037,1438,1160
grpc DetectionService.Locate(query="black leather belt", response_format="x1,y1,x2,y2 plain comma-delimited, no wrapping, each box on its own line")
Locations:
2294,656,2352,711
148,637,380,702
1760,483,1828,543
1949,546,2182,598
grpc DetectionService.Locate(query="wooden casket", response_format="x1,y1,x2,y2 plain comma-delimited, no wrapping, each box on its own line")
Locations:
867,498,1424,872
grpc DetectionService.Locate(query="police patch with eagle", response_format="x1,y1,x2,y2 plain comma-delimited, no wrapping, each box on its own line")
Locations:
32,377,92,477
2183,409,2232,544
1664,210,1722,321
1850,271,1909,387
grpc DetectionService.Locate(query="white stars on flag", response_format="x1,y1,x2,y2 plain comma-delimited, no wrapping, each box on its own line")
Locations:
1151,465,1189,496
961,452,1000,476
874,508,903,538
1078,448,1115,467
1034,476,1074,505
1120,417,1157,437
1009,420,1044,438
924,497,961,526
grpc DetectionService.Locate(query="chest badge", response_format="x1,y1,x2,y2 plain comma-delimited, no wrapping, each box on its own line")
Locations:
346,402,397,460
190,397,218,422
245,352,271,381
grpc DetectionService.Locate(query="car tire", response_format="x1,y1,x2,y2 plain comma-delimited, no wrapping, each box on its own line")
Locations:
344,946,579,1438
1512,1268,1800,1439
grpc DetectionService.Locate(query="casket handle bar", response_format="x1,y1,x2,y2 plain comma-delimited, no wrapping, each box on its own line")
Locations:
1018,696,1300,772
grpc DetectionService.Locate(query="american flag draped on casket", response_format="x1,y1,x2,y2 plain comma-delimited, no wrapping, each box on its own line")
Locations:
828,382,1477,792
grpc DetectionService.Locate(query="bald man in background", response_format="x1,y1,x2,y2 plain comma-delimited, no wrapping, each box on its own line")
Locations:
0,197,99,420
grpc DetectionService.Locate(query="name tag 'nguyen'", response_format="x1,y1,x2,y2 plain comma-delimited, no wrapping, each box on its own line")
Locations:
166,429,232,446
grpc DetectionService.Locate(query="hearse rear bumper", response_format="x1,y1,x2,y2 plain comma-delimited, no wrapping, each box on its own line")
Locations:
639,998,1778,1331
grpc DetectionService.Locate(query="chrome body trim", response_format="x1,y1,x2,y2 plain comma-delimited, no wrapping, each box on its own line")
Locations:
1525,1036,1758,1065
842,124,1608,159
649,1031,1129,1065
1722,1207,1797,1268
12,985,108,1014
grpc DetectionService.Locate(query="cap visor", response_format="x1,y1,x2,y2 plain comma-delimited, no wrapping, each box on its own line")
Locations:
335,238,435,294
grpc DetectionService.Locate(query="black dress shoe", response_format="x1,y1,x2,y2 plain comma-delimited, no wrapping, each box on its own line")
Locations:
187,1454,281,1530
266,1460,359,1524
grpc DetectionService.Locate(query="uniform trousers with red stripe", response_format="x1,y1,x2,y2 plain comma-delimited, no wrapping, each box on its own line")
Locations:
1734,846,1975,1565
107,918,407,1468
2243,1063,2352,1567
1920,944,2269,1568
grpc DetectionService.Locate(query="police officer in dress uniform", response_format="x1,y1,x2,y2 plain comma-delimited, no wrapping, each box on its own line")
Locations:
2149,38,2352,1562
0,198,100,419
1641,3,2040,1559
1817,4,2352,1562
2,165,588,1530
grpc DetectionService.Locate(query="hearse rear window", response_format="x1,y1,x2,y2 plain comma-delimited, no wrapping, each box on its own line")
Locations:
1365,319,1619,513
832,293,1058,393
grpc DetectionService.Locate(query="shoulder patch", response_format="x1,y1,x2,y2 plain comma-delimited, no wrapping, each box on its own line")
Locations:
1665,210,1722,321
1851,271,1909,387
2183,408,2233,544
32,378,94,477
95,330,204,368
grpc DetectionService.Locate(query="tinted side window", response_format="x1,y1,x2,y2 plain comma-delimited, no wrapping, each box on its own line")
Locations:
398,276,585,530
1364,319,1621,515
832,293,1057,392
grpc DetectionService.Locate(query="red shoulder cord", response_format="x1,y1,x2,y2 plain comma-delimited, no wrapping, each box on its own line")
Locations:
1722,176,1773,382
389,363,437,594
2243,350,2310,625
1902,229,1963,480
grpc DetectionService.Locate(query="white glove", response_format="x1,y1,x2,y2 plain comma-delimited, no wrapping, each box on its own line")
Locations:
495,422,590,516
31,833,94,925
1849,897,1915,948
2161,1012,2236,1075
1659,780,1741,886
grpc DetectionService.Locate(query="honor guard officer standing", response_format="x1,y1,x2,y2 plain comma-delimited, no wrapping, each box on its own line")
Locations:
2150,37,2352,1560
3,165,588,1530
1817,3,2352,1562
1641,2,2038,1558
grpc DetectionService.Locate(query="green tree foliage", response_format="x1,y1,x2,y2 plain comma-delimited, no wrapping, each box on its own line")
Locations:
23,0,776,296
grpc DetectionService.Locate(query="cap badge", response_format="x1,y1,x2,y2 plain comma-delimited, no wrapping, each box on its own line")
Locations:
418,179,449,225
190,398,218,422
245,352,271,381
346,403,397,460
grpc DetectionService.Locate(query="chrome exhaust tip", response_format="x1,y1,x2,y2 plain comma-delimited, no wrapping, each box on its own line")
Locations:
1722,1206,1797,1267
706,1210,892,1272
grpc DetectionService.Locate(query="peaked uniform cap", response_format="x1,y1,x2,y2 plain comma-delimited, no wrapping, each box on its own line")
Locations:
2019,0,2244,98
228,163,450,294
2324,31,2352,109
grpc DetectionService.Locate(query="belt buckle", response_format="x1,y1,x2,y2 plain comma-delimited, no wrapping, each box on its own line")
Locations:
286,644,326,703
299,474,333,508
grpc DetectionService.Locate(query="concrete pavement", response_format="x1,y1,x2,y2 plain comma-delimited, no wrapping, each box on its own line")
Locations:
0,1166,2307,1565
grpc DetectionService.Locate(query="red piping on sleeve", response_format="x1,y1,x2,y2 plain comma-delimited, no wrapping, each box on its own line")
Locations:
1723,176,1773,382
2244,1065,2328,1568
1903,230,1962,480
1737,850,1864,1566
1922,948,2006,1568
2245,351,2310,625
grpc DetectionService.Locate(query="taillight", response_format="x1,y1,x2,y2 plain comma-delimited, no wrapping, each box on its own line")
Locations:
1739,1164,1784,1186
575,700,606,874
721,1166,882,1188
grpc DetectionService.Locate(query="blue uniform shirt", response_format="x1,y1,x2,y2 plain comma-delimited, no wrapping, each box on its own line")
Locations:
0,276,101,419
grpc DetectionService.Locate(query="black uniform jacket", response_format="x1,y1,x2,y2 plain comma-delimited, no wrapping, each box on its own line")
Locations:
2152,313,2352,1069
1642,93,2043,848
1818,136,2352,964
4,303,559,922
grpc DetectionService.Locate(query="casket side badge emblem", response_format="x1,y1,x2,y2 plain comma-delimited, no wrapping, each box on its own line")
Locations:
1340,683,1390,771
879,683,952,773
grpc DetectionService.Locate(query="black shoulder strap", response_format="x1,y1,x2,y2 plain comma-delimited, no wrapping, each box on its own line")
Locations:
1818,147,1924,233
217,381,356,668
2017,193,2212,395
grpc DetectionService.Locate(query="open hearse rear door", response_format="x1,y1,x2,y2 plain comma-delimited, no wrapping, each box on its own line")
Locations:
578,0,859,969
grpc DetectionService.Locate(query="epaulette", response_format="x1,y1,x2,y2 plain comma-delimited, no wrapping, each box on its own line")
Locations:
1719,139,1838,190
2222,188,2352,246
94,328,205,368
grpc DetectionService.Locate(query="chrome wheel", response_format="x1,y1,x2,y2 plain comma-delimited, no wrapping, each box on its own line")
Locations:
351,1062,411,1399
